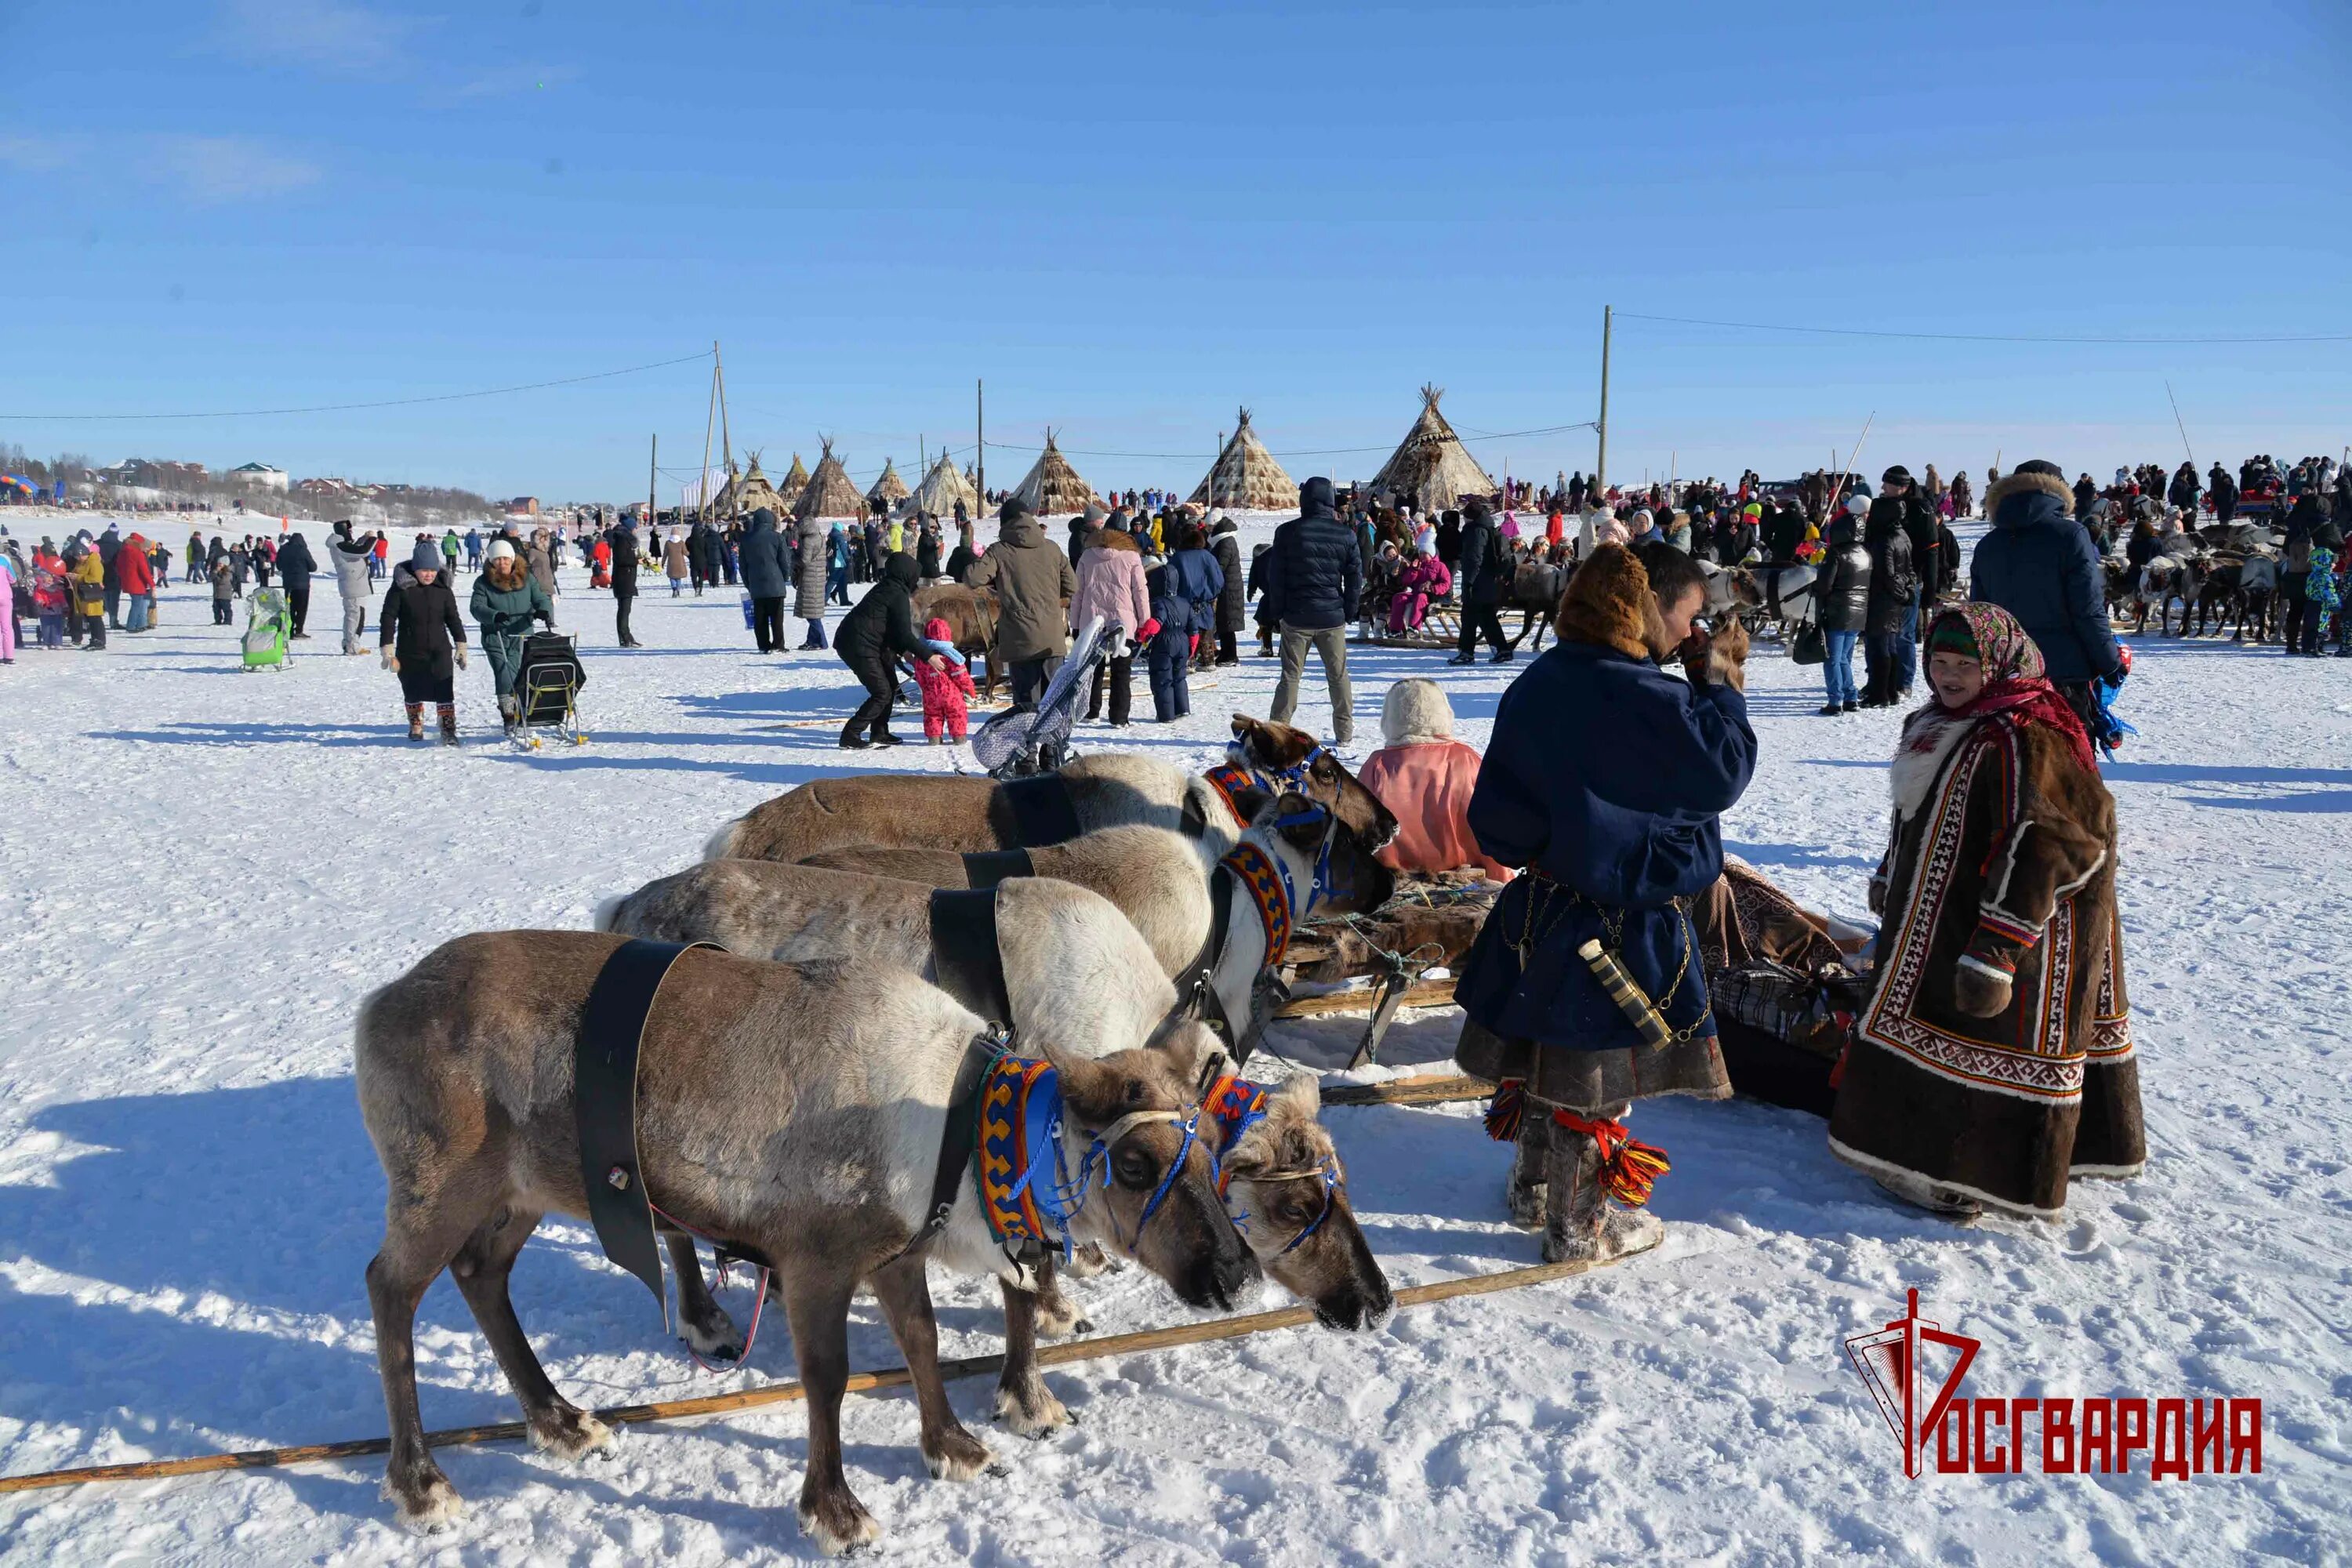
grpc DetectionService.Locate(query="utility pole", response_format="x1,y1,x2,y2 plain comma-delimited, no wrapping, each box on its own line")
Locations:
975,378,985,504
1595,304,1613,492
647,433,657,530
714,342,734,520
698,343,717,523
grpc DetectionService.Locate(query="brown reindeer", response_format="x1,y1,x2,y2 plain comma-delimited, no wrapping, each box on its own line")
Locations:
912,583,1000,699
707,717,1399,913
356,933,1249,1554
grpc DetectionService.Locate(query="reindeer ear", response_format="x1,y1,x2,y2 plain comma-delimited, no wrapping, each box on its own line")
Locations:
1151,1019,1230,1094
1267,1073,1320,1120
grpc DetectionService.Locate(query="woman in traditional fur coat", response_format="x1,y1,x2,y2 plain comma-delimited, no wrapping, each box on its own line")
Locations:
1454,543,1756,1263
1828,604,2144,1219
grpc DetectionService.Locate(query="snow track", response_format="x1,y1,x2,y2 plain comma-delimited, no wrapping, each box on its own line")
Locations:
0,519,2345,1564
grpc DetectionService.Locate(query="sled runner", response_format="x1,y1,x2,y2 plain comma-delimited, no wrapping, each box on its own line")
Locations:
241,587,292,670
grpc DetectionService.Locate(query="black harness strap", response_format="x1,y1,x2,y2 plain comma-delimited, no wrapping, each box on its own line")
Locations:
1000,772,1081,847
960,847,1035,889
929,887,1014,1031
1178,862,1240,1050
575,938,721,1319
895,1032,1003,1261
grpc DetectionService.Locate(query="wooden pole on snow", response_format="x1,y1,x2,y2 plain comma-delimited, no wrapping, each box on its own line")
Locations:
0,1248,1610,1497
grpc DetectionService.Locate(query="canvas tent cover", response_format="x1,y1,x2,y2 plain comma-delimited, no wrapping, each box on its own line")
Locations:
1369,385,1495,512
1189,408,1300,511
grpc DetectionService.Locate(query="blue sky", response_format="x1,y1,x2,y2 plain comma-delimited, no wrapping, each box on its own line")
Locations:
3,0,2347,503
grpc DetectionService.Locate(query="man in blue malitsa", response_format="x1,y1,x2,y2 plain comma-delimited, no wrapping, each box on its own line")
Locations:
1453,541,1756,1264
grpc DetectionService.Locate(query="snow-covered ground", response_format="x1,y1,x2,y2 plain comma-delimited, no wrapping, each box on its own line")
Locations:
1,516,2347,1566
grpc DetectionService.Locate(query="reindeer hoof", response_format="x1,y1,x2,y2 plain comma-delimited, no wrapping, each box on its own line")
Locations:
680,1309,745,1363
924,1426,996,1482
800,1492,883,1556
994,1384,1072,1437
388,1471,466,1531
528,1406,615,1462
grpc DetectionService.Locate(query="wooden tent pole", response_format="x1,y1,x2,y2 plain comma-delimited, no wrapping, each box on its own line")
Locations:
647,434,657,530
975,379,985,505
1595,304,1612,491
716,344,734,521
0,1246,1602,1497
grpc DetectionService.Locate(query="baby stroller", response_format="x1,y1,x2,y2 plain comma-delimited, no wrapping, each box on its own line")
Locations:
241,586,292,670
970,615,1111,778
514,631,588,749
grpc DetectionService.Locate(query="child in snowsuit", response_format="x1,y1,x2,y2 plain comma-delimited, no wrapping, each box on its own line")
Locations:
912,615,976,742
212,558,237,625
33,566,67,648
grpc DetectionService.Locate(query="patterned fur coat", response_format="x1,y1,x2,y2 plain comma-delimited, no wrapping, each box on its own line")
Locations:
1828,710,2145,1216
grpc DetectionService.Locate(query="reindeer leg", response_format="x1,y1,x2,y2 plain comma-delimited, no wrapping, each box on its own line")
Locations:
448,1207,614,1462
367,1202,488,1528
779,1261,880,1555
664,1231,743,1360
993,1278,1073,1436
1026,1251,1091,1338
868,1254,995,1481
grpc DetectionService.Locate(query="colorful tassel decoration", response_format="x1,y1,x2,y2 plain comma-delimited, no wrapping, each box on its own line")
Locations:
1552,1109,1671,1207
1483,1078,1527,1143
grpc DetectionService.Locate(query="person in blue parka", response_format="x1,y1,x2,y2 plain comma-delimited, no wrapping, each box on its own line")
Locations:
1454,542,1756,1265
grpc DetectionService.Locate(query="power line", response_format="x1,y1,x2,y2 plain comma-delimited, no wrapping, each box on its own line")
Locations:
1616,312,2352,346
0,350,717,422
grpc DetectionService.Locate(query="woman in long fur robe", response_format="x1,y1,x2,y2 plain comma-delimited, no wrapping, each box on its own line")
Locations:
1828,604,2145,1218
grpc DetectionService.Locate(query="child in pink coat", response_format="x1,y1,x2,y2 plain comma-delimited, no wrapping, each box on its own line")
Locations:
913,615,978,742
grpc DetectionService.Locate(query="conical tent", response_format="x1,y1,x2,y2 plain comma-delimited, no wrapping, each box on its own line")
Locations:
1370,385,1495,513
911,450,981,517
775,452,809,513
1189,407,1300,511
713,452,787,519
793,439,869,521
1011,430,1098,516
866,457,910,510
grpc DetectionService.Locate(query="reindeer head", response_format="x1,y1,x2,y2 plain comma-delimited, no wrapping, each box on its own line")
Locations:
1044,1034,1258,1311
1249,789,1394,924
1207,1073,1392,1332
1228,717,1399,912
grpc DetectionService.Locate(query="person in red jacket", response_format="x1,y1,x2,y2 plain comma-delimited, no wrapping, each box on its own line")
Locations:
911,616,978,743
1356,677,1512,882
117,533,157,633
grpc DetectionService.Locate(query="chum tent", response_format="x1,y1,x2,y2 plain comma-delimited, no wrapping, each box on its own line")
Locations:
1368,384,1496,513
792,438,869,521
1009,430,1098,516
909,451,981,518
865,457,911,512
775,452,810,513
708,453,787,520
1188,408,1300,512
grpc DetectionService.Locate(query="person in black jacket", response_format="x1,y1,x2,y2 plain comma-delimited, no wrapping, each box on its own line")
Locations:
833,552,938,747
1873,466,1939,686
2207,463,2238,525
605,517,642,647
277,531,318,638
737,507,793,653
1210,514,1245,664
1447,495,1513,665
1262,476,1363,746
687,519,720,595
1859,495,1917,707
1813,513,1870,713
380,541,469,743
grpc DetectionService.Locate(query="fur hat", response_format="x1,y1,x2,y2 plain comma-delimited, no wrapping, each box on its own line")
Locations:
485,539,517,561
1552,541,1661,660
1380,677,1454,746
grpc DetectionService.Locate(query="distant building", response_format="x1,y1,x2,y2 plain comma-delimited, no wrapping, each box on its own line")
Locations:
230,462,289,493
509,496,541,517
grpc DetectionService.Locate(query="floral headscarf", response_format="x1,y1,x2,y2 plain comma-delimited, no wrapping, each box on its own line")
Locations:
1902,602,2096,775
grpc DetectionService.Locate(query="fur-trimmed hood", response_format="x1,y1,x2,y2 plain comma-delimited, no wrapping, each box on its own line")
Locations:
1552,541,1663,659
1985,469,2074,525
1091,528,1141,554
1380,677,1454,746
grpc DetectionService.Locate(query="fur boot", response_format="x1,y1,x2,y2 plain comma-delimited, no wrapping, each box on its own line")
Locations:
405,702,424,741
437,703,459,746
1506,1113,1548,1229
1871,1169,1983,1221
497,692,518,734
1543,1105,1664,1265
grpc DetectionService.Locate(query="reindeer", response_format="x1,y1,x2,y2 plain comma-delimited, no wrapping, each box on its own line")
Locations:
705,717,1399,913
357,935,1250,1553
1500,548,1573,653
603,793,1389,1348
912,583,1000,699
2136,554,2206,636
2234,553,2281,641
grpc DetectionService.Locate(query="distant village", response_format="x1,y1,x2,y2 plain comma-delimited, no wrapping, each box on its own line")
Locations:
0,444,547,528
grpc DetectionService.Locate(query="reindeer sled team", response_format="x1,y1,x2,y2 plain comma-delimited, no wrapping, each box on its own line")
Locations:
353,543,2143,1552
